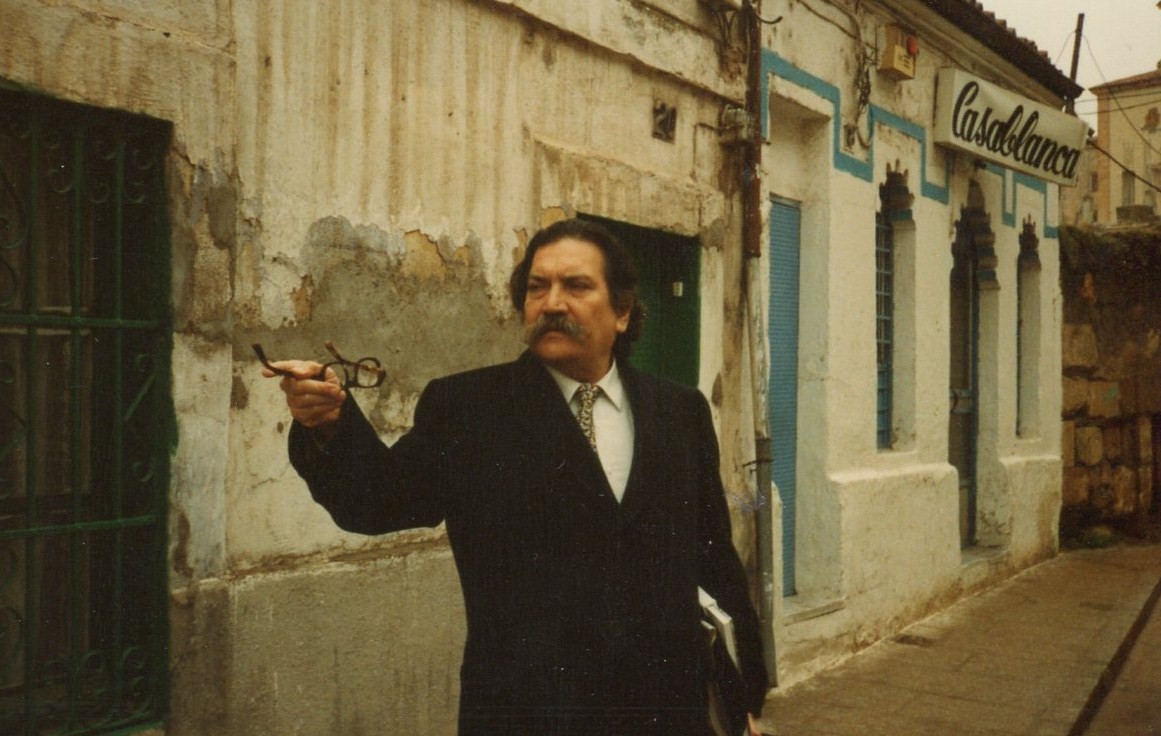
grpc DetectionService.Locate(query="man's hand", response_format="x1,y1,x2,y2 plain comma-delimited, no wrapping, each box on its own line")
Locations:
262,360,347,429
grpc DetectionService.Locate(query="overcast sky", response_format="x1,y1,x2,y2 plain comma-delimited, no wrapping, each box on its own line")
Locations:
976,0,1161,126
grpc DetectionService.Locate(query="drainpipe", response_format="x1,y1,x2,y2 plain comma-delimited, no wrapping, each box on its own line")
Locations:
741,0,778,685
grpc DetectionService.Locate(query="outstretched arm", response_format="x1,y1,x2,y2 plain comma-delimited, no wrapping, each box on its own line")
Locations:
261,356,446,535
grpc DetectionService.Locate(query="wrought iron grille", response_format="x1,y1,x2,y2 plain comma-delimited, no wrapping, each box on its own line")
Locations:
0,87,171,735
875,211,894,449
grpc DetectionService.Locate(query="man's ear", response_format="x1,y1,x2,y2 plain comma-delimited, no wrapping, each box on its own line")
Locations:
614,300,632,334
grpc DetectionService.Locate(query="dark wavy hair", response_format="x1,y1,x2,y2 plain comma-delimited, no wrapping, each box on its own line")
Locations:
508,218,644,361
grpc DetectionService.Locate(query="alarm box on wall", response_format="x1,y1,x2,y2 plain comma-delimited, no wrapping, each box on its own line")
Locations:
880,24,917,81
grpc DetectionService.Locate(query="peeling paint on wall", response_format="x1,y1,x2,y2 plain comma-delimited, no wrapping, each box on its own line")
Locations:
291,273,313,322
169,151,238,341
268,215,523,392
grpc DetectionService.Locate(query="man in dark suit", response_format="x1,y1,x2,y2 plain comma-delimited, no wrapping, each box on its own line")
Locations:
267,218,767,734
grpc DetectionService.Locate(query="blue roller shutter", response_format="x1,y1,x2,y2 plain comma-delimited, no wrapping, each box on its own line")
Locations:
768,197,800,596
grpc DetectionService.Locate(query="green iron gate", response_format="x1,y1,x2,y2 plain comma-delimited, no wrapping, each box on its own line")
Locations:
0,87,172,734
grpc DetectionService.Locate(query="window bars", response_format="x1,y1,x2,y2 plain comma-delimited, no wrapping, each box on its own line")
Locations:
875,211,894,450
0,87,172,735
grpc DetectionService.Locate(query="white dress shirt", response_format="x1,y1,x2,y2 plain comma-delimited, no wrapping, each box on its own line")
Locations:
545,362,635,501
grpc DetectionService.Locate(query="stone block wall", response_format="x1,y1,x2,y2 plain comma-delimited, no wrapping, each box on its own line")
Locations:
1060,225,1161,537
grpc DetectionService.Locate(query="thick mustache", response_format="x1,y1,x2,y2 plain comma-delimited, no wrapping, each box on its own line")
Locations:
525,314,586,344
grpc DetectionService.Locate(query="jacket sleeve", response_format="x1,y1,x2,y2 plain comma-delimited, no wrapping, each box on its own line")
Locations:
692,390,770,715
288,379,451,535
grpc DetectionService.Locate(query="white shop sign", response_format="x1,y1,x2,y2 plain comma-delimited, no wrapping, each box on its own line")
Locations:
934,68,1088,187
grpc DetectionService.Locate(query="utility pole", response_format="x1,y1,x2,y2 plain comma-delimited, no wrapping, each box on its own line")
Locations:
1067,13,1084,114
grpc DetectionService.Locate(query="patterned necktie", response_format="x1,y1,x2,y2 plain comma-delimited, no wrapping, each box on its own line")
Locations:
574,383,599,451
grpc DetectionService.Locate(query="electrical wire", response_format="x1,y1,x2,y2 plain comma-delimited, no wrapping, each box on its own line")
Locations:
1082,34,1161,160
745,0,782,25
792,0,875,148
1051,27,1076,69
1077,86,1161,105
1076,96,1161,115
1089,139,1161,195
794,0,860,42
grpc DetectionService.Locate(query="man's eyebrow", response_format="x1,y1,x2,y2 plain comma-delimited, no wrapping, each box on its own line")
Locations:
528,272,594,282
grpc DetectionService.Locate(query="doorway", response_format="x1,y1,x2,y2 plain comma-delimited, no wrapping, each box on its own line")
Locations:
579,215,701,387
949,185,992,549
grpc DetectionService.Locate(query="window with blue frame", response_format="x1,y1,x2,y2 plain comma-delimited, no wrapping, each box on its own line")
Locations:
875,211,894,449
876,167,913,451
1016,218,1041,438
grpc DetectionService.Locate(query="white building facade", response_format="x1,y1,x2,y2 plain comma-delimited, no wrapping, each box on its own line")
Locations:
758,0,1078,683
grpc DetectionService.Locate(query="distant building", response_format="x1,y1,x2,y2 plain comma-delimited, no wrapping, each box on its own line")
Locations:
1085,69,1161,224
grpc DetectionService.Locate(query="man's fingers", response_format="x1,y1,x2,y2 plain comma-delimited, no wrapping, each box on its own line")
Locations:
262,359,326,379
280,374,342,397
260,359,346,428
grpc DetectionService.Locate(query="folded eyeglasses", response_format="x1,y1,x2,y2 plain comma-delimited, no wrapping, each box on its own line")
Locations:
252,341,386,389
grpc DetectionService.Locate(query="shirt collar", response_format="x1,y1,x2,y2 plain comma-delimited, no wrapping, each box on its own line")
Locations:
544,361,628,412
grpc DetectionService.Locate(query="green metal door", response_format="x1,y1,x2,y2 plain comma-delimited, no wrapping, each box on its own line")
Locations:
580,215,700,387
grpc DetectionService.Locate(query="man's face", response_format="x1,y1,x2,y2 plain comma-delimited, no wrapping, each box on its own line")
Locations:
522,237,630,383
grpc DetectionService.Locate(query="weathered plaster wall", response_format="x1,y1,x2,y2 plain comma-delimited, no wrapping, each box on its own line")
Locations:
227,0,754,563
222,0,752,731
168,549,464,736
2,0,756,732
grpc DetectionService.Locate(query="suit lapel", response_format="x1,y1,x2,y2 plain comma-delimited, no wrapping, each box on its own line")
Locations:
617,363,663,526
510,352,619,518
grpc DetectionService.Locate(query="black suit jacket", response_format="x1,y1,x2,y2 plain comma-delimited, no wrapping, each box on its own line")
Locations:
290,351,767,735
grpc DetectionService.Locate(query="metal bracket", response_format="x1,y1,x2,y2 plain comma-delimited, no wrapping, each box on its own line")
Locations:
719,105,752,146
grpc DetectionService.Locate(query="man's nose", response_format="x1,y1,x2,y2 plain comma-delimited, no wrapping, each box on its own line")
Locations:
543,283,567,312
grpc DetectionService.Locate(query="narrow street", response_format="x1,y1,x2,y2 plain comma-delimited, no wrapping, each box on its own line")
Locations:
1082,569,1161,735
756,544,1161,736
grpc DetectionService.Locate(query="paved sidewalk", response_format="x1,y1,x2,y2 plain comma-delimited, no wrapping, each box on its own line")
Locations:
1084,552,1161,735
755,544,1161,736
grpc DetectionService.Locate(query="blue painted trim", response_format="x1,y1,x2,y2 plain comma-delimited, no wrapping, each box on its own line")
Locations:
761,50,950,204
978,162,1060,239
761,52,852,175
761,50,1065,228
866,104,949,204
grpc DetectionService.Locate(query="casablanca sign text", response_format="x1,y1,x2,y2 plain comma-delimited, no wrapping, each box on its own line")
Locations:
934,68,1088,187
